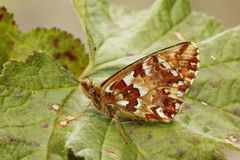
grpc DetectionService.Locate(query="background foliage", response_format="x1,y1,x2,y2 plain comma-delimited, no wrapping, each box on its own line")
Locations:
0,0,239,160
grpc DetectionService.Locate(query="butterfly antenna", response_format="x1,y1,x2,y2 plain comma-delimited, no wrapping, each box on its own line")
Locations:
88,46,97,79
79,46,97,79
113,115,129,144
173,32,186,41
59,101,92,127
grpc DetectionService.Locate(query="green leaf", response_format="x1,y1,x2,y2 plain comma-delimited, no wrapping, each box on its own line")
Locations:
0,7,20,71
1,0,239,160
11,28,88,77
66,0,240,159
0,7,88,77
67,26,240,160
0,52,83,160
73,0,223,74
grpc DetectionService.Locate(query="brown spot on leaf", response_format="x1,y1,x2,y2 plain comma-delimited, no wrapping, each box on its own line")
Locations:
225,134,239,143
52,38,60,48
121,48,135,56
233,107,240,117
41,123,49,128
211,155,222,160
63,64,68,69
191,137,200,145
182,103,192,110
0,13,4,21
7,136,17,142
146,132,153,140
67,149,85,160
63,51,76,61
54,53,61,59
127,53,134,56
9,40,15,46
202,126,210,133
209,81,219,88
176,148,185,158
32,141,41,147
128,129,135,135
104,148,117,158
54,51,77,61
12,20,16,25
1,7,7,12
236,63,240,69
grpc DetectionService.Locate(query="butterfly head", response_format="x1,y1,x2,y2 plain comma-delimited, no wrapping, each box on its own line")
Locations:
80,79,103,112
80,80,96,98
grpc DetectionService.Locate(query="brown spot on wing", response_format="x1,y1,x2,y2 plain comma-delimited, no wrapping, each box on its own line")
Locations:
134,64,145,77
126,99,138,112
111,80,127,90
178,43,189,54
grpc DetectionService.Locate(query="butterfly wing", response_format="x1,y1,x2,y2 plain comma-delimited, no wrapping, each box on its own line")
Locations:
100,42,199,122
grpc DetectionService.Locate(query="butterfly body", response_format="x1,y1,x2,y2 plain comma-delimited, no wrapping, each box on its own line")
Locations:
81,42,199,122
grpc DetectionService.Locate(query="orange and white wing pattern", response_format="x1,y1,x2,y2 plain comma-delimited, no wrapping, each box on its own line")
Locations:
100,42,199,122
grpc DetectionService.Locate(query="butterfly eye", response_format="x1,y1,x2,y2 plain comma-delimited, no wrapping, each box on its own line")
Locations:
88,88,96,97
80,81,94,98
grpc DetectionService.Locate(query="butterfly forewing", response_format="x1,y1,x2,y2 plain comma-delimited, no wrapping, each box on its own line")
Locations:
99,42,199,122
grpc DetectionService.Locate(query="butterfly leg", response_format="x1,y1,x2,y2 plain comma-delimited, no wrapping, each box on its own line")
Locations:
59,101,92,126
112,114,129,145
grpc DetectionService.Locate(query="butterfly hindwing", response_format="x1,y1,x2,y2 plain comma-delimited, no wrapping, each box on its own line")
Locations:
99,42,199,122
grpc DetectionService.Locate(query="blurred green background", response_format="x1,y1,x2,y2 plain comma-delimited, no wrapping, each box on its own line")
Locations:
0,0,239,159
0,0,239,40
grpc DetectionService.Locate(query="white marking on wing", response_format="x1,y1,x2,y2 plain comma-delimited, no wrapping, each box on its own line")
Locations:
197,62,200,68
175,103,180,109
147,105,155,112
133,109,145,118
158,57,165,63
197,54,200,59
116,94,123,99
190,62,197,67
178,80,184,86
142,62,148,69
105,82,114,93
133,83,148,96
169,94,178,99
123,71,134,86
185,78,191,82
156,107,168,119
135,99,142,109
194,71,199,76
117,100,129,106
145,68,151,76
169,93,182,101
191,42,198,48
143,62,152,76
190,79,194,84
170,70,178,76
164,89,170,94
162,61,171,69
177,91,184,97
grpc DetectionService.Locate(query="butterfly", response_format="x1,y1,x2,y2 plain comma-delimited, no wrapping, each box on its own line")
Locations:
80,42,199,123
